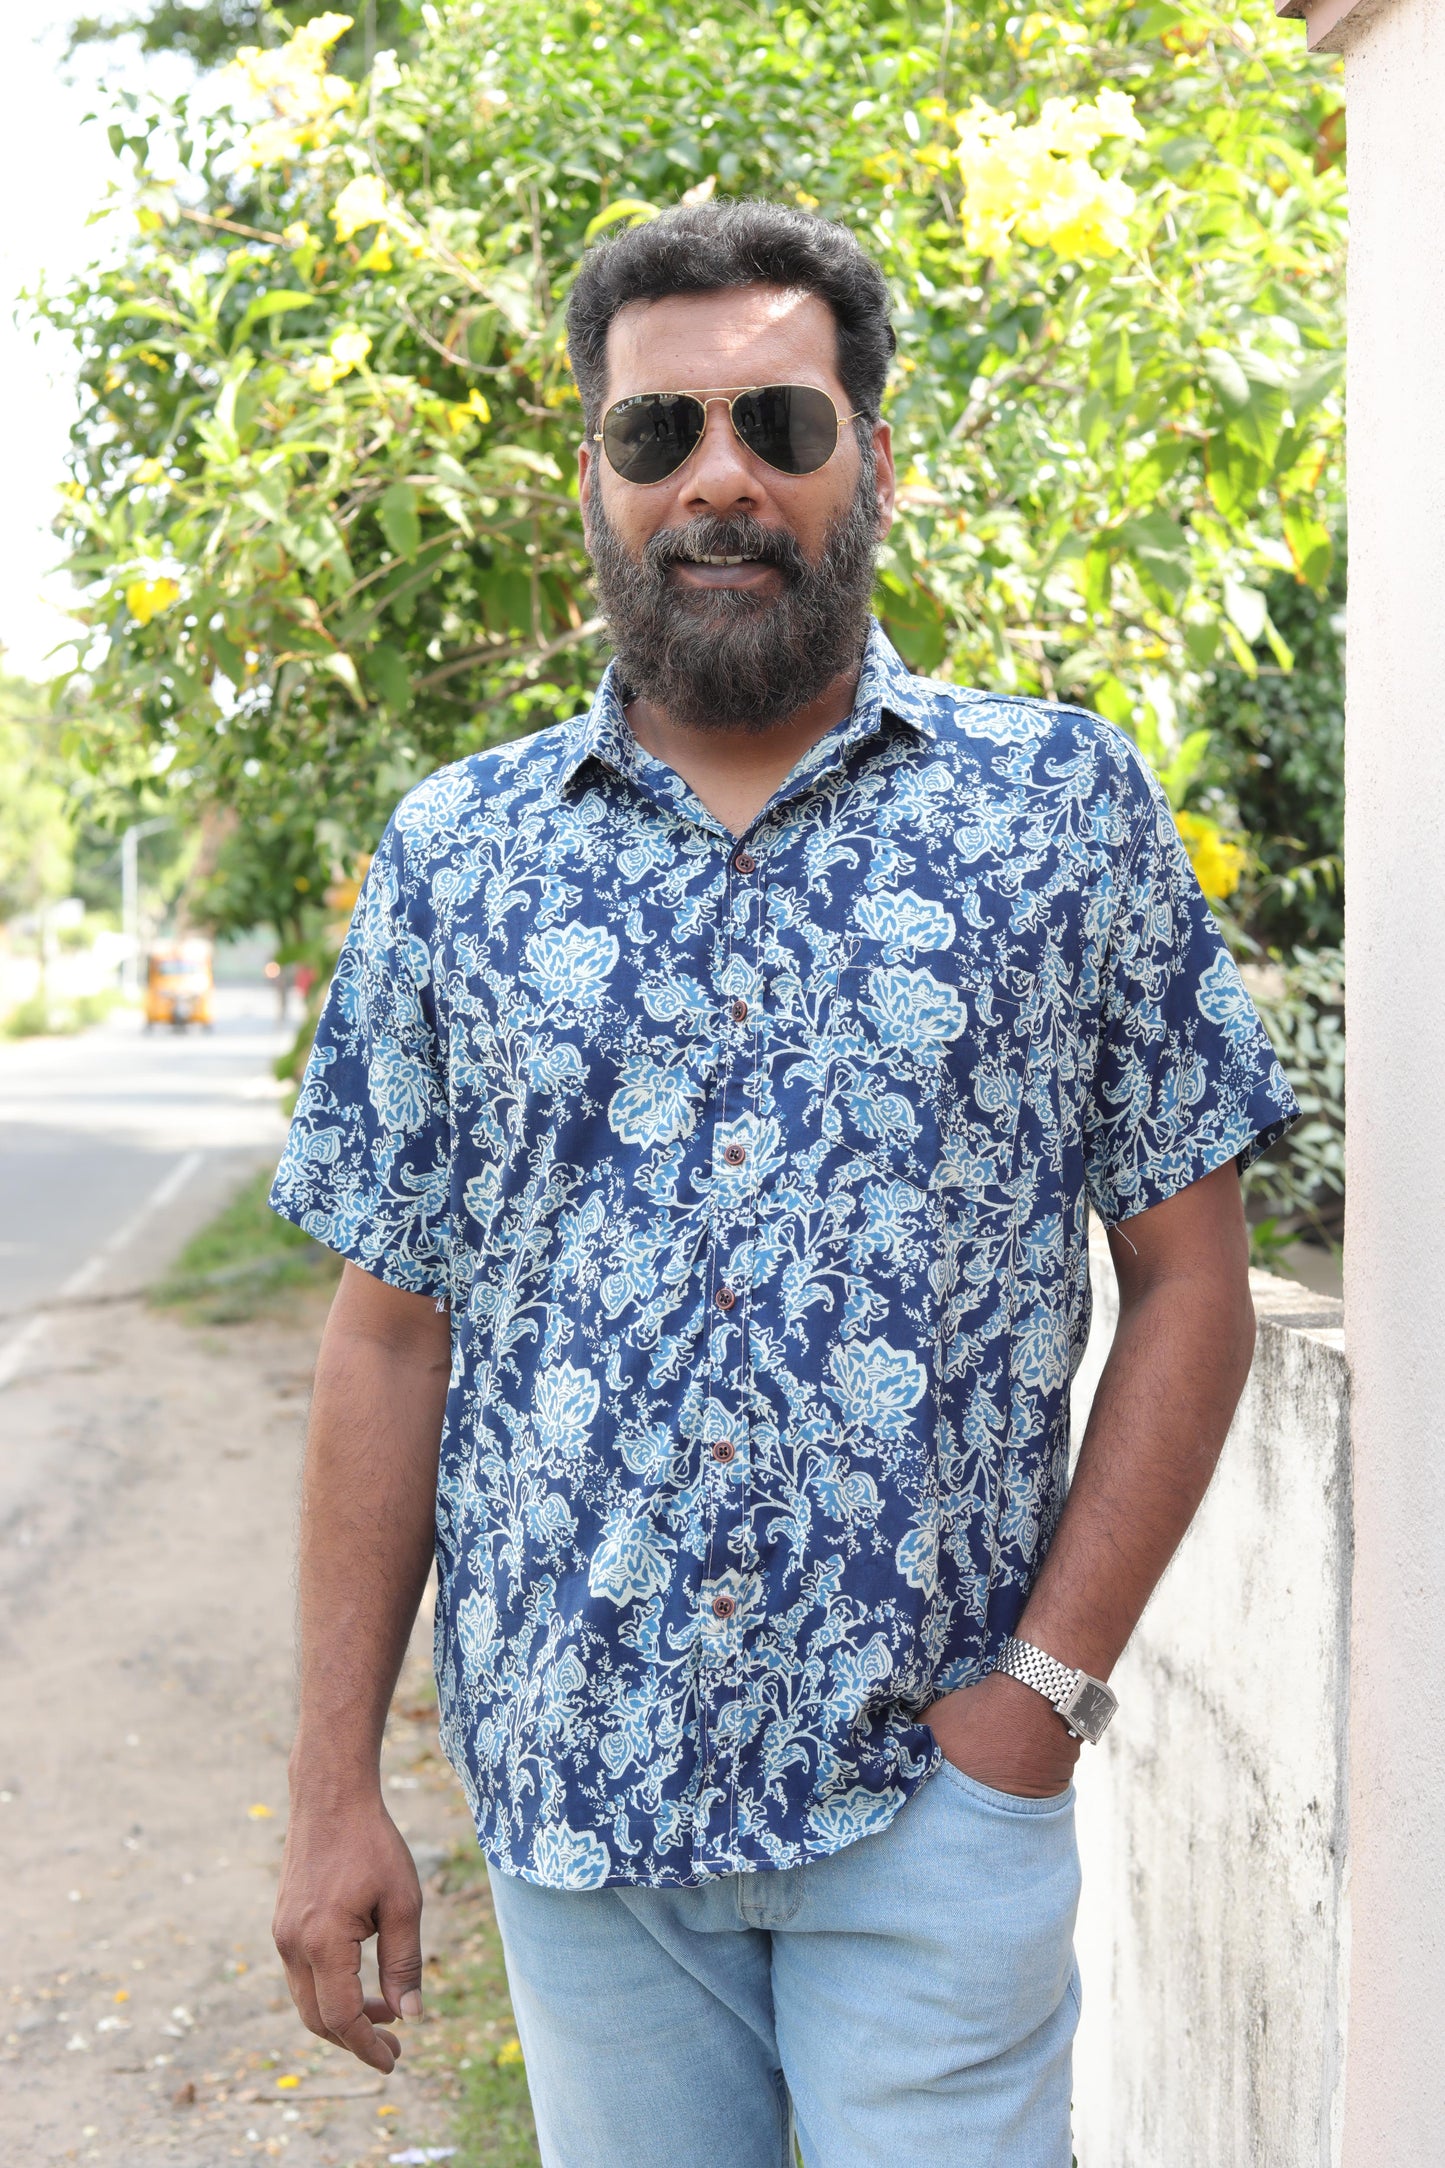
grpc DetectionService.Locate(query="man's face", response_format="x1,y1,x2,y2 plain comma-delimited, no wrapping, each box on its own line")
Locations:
578,286,896,731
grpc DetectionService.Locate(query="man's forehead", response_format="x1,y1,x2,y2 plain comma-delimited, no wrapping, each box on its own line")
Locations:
603,285,843,396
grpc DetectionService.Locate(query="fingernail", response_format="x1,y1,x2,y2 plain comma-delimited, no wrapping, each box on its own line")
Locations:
400,1990,423,2020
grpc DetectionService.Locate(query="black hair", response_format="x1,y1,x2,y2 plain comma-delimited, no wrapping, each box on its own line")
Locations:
565,198,897,429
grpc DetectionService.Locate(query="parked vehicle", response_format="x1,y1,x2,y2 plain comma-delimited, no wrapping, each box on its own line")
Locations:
145,939,214,1030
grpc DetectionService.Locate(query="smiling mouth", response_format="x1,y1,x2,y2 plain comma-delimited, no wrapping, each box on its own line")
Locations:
686,553,760,567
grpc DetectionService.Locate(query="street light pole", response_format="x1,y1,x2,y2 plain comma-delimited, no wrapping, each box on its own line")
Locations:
120,818,171,999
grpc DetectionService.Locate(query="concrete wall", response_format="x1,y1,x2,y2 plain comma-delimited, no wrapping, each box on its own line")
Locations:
1069,1234,1350,2166
1335,0,1445,2154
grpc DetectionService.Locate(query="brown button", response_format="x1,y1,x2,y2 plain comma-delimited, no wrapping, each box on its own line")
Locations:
711,1439,736,1463
723,1142,746,1167
711,1594,736,1620
729,997,749,1024
733,849,756,874
714,1284,736,1311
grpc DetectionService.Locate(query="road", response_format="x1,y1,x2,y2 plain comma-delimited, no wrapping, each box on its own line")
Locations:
0,984,293,1473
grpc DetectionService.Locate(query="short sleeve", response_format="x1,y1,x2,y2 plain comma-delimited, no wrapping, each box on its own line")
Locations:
269,816,453,1298
1084,785,1299,1225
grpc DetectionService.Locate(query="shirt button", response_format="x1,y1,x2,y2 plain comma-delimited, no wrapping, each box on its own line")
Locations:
711,1439,736,1463
723,1142,746,1167
733,849,756,875
714,1284,737,1311
729,997,749,1023
712,1594,736,1620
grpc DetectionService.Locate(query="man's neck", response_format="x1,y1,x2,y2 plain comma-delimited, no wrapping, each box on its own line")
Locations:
624,664,863,837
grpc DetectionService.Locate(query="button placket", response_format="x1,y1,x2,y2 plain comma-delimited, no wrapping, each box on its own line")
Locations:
694,835,770,1874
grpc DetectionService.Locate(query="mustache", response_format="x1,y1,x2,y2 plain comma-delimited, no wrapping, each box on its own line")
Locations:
643,513,810,583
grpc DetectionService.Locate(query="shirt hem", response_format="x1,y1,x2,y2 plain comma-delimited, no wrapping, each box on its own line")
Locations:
468,1748,944,1892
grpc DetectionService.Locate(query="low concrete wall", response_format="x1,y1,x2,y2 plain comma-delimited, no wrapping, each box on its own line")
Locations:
1069,1232,1350,2167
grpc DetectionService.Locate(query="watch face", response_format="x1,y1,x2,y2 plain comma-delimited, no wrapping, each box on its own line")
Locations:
1063,1679,1117,1742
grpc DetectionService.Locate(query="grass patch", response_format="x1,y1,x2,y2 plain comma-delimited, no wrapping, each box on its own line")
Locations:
151,1167,341,1324
3,987,126,1039
416,1846,540,2167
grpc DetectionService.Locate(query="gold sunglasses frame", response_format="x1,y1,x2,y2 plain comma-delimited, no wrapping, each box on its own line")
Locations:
592,383,866,486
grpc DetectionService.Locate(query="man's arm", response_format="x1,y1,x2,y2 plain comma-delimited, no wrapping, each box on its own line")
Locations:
924,1161,1256,1796
272,1262,451,2071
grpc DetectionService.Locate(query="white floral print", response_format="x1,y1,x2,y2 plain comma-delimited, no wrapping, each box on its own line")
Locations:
272,624,1296,1889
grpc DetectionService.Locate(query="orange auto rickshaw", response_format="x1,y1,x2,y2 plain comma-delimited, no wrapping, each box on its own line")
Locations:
144,938,214,1030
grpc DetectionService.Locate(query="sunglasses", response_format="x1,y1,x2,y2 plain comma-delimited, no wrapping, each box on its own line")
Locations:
594,383,865,486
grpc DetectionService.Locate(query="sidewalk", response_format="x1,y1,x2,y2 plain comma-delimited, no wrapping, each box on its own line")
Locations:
0,1279,503,2166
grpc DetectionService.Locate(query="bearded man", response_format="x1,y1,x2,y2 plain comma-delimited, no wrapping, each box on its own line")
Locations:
270,200,1297,2167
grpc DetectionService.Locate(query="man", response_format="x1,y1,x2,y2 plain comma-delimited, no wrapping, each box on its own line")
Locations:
270,200,1297,2166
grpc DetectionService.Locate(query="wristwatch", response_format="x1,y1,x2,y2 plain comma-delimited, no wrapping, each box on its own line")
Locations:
990,1635,1119,1744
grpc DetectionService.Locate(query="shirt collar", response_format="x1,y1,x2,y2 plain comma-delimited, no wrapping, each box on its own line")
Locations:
555,618,937,796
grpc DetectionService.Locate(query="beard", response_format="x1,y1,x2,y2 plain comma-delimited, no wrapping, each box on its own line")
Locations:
587,457,881,733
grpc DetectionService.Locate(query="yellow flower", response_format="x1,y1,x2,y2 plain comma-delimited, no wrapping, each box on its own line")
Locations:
223,14,356,167
309,325,373,387
1175,811,1247,903
330,326,372,370
125,577,180,626
332,173,389,242
132,458,167,485
275,2075,300,2090
246,1801,275,1820
356,233,394,273
952,91,1143,264
283,221,314,250
496,2037,525,2067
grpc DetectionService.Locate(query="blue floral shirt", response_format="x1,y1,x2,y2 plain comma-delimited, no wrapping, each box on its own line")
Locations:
272,623,1296,1890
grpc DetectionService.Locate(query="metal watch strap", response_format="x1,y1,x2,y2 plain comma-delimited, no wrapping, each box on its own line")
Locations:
991,1634,1118,1743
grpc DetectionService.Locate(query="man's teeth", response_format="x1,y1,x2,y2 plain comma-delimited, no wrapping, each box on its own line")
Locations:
692,554,755,566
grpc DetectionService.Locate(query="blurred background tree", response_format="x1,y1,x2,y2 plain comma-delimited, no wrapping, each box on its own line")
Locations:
68,0,414,76
40,0,1346,1251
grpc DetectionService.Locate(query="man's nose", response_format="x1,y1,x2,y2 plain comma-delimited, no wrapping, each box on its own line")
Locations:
679,399,766,514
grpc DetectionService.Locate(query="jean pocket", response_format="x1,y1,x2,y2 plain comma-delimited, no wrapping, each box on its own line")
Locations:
934,1756,1074,1818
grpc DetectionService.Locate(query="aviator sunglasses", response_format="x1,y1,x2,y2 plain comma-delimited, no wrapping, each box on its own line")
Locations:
594,383,864,486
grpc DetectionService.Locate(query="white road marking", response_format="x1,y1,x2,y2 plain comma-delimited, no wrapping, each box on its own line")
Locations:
0,1150,204,1392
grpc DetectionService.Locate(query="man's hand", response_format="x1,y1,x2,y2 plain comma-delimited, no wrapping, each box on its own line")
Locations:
920,1670,1080,1799
273,1264,450,2069
273,1794,424,2073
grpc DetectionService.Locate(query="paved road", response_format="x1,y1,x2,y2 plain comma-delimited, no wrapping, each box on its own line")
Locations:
0,985,294,1390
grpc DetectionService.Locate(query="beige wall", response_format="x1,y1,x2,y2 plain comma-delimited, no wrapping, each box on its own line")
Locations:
1069,1241,1350,2165
1336,0,1445,2156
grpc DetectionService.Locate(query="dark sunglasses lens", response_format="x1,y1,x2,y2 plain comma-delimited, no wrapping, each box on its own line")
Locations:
602,394,706,483
733,384,841,475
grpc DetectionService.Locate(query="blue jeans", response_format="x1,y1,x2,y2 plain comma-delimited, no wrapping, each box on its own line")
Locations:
486,1761,1082,2167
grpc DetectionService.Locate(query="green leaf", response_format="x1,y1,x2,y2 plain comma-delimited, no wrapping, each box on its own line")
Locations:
229,290,318,353
583,198,660,243
1183,619,1220,668
1282,506,1335,593
1081,545,1112,619
1224,574,1268,648
379,482,422,560
321,651,364,703
1094,677,1134,728
364,642,413,714
1202,348,1252,416
1116,511,1192,607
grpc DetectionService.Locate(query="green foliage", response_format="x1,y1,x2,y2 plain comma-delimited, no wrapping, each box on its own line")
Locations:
1247,943,1345,1250
39,0,1345,943
0,679,75,924
69,0,416,77
152,1164,340,1321
1197,555,1345,949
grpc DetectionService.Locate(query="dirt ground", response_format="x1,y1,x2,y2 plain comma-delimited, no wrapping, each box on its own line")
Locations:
0,1283,495,2167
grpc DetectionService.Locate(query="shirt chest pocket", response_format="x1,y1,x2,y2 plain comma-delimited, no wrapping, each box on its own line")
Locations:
821,962,1037,1207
